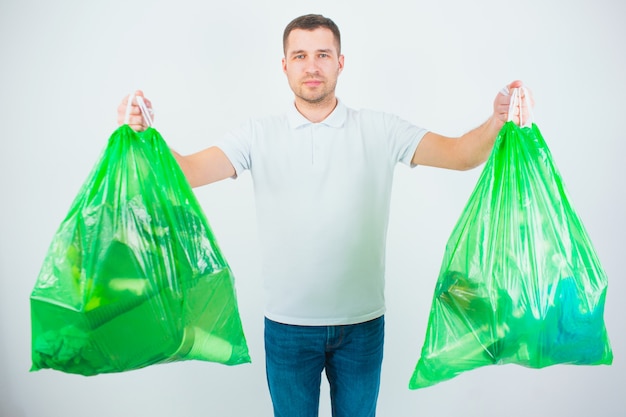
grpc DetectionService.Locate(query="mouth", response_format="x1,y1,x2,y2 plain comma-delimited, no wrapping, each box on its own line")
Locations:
303,79,323,88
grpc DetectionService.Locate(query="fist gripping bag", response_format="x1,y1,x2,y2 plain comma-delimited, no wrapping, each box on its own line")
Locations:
410,89,612,389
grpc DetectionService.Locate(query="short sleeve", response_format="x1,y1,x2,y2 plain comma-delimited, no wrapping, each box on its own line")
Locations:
213,120,255,178
384,113,428,167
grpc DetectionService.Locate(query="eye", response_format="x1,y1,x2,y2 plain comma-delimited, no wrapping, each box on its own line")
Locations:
319,53,329,58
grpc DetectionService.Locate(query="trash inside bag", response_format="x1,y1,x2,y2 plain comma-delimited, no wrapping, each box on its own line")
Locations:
409,121,612,389
30,125,250,376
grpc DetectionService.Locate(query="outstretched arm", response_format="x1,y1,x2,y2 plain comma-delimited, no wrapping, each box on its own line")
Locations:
170,146,235,187
117,91,236,187
412,80,532,171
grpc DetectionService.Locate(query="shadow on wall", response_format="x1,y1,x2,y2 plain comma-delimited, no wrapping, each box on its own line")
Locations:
1,391,26,417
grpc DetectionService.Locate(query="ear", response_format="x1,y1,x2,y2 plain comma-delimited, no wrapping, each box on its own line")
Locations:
282,57,287,74
338,54,345,74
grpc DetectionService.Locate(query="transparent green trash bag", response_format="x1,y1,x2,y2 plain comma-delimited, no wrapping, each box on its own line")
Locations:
30,122,250,376
410,97,612,389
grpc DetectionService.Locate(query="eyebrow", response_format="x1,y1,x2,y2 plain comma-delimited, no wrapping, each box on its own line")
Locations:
289,48,334,57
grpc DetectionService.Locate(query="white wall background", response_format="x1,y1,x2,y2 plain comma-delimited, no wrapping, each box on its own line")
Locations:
1,0,624,416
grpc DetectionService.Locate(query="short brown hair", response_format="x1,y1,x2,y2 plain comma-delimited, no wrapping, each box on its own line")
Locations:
282,14,341,55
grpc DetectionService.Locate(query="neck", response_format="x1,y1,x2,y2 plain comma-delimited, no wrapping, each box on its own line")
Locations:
294,95,338,123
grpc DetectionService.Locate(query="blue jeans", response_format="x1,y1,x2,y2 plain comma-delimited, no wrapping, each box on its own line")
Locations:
264,316,385,417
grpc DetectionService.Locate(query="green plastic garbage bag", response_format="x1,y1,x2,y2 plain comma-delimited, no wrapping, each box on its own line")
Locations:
30,124,250,376
409,119,612,389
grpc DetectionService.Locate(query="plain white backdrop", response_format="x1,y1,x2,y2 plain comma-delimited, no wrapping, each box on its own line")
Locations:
1,0,624,416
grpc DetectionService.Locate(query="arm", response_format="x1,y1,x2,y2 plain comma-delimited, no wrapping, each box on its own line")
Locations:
117,91,235,187
412,80,531,171
171,146,235,187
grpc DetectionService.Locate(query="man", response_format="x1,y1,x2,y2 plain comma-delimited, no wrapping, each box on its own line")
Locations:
119,14,530,417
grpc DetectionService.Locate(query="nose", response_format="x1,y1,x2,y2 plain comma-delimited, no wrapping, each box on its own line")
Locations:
304,56,320,74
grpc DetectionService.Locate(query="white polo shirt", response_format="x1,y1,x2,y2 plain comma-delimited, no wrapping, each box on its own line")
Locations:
216,100,427,325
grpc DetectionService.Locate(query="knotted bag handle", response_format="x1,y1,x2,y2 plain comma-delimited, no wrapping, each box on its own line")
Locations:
123,93,153,127
503,86,533,128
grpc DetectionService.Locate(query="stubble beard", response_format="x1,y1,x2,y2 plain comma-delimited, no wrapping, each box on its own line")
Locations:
295,78,337,106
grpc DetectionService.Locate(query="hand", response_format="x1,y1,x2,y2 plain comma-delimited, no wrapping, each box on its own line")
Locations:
117,90,153,132
493,80,534,126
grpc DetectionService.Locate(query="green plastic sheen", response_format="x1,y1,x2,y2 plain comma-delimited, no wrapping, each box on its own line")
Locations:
410,121,612,389
30,125,250,376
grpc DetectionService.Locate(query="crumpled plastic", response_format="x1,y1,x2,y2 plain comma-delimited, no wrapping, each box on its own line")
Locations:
30,125,250,376
410,121,612,389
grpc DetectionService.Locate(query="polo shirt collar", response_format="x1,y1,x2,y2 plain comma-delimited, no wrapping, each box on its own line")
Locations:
287,99,347,129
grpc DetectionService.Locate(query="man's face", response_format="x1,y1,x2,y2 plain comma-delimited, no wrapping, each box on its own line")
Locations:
282,28,344,106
